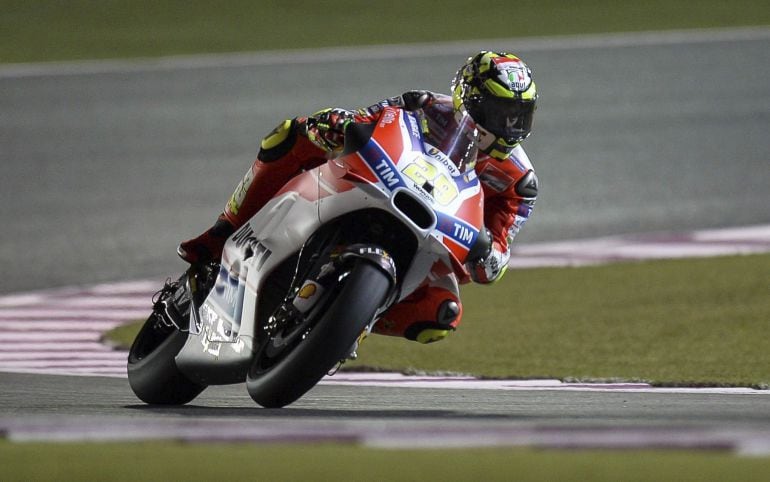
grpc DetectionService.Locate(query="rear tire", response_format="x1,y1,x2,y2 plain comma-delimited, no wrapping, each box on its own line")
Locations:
246,260,391,408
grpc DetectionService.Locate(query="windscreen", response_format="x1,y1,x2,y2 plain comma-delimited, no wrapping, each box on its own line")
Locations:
419,101,478,172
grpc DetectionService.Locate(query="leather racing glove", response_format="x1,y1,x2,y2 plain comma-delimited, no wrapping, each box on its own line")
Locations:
305,108,356,152
467,232,511,284
401,90,434,111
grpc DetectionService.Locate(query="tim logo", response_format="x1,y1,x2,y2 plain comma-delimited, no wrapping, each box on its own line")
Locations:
374,158,401,188
453,222,476,245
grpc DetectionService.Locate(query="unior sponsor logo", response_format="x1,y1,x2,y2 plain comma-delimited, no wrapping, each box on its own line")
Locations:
425,150,460,177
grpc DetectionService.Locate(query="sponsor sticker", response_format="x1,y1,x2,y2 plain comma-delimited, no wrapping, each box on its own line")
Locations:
293,281,324,313
479,163,515,192
493,57,532,92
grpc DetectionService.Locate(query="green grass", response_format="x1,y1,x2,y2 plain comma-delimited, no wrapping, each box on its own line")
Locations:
107,254,770,388
2,441,769,482
349,254,770,387
2,0,770,63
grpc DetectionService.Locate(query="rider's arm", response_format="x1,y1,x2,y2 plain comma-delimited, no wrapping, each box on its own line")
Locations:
356,90,435,118
301,91,436,154
468,146,538,284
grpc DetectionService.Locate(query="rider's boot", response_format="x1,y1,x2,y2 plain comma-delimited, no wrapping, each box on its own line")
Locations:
372,285,463,344
177,119,326,265
176,213,236,265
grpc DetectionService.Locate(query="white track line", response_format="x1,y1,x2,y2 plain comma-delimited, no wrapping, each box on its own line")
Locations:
0,308,150,319
509,224,770,268
0,321,121,331
1,26,769,78
318,373,769,395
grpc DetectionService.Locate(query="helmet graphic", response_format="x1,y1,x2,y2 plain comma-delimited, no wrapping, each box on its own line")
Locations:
452,51,537,159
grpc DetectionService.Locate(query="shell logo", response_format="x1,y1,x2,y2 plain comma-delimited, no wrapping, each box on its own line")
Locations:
298,283,317,299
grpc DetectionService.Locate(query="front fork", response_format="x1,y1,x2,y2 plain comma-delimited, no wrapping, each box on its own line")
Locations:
298,243,397,313
316,244,400,363
263,243,398,350
185,263,219,336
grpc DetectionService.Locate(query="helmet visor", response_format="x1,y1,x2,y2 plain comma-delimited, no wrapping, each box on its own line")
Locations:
469,96,535,143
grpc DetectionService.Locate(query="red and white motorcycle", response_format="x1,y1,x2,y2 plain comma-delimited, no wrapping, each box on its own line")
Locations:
128,105,491,408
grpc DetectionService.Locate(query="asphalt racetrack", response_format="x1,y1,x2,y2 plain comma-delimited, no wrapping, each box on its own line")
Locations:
1,371,770,453
1,29,770,450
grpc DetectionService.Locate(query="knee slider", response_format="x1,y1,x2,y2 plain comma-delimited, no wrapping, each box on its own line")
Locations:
404,299,461,344
414,328,451,344
258,119,298,162
436,300,460,326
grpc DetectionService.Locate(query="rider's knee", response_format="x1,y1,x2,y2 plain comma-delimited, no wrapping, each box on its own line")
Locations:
257,119,299,162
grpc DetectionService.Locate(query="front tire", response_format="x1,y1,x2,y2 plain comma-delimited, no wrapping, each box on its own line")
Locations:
127,279,206,405
246,260,391,408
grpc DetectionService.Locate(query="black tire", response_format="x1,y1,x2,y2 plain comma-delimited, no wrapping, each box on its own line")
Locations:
246,260,391,408
127,313,206,405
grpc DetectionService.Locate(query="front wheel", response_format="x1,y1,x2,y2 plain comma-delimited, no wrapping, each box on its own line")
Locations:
246,260,391,408
127,278,206,405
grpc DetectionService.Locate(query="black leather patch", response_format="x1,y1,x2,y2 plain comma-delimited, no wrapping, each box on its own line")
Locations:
514,170,539,198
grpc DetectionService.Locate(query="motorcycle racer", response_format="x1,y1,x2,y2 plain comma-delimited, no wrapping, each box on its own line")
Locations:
177,51,539,345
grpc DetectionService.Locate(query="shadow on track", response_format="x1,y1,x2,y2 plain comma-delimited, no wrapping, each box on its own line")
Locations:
123,404,537,420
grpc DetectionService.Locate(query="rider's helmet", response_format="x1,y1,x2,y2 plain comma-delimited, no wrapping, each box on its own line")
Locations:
451,51,537,160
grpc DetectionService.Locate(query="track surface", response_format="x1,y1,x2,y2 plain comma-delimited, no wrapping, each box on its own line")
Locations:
1,372,769,453
1,29,769,450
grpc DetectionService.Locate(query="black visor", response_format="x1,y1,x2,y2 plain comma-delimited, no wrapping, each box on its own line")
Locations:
467,96,535,143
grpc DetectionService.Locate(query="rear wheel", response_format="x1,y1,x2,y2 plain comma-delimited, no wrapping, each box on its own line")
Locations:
246,260,391,408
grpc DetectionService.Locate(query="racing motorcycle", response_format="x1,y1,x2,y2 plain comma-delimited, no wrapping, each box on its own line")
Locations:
127,104,491,408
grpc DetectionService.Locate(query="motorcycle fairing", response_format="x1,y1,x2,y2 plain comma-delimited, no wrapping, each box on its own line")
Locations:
335,107,483,262
176,192,323,384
